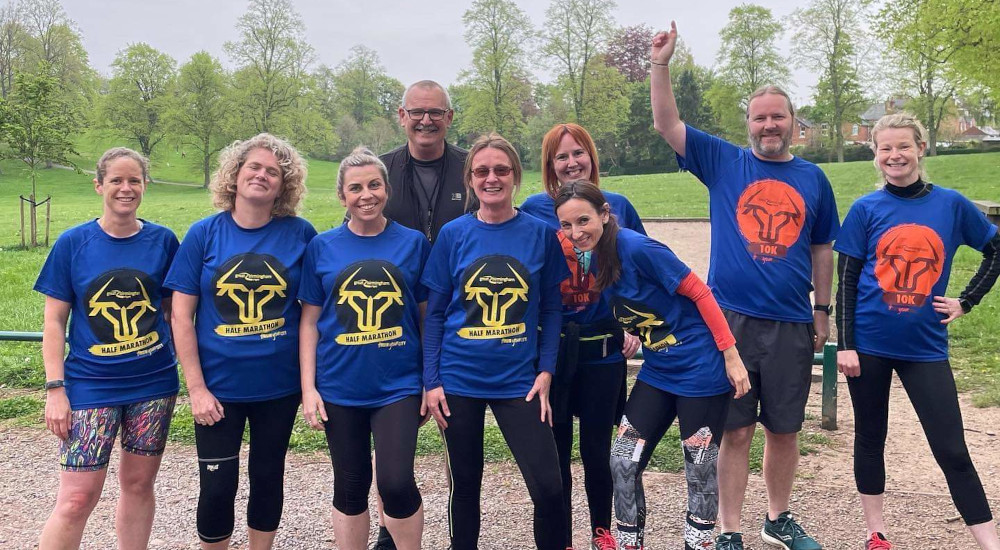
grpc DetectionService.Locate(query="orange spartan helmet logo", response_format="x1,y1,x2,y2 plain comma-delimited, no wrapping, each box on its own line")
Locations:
875,224,945,309
736,180,806,258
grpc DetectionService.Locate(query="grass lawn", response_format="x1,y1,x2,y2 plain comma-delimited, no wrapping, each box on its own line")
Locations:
2,150,999,469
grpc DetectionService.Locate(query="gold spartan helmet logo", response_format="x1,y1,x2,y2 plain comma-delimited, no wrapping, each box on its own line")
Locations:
463,262,529,327
215,259,288,324
620,303,677,350
88,276,157,343
337,266,404,332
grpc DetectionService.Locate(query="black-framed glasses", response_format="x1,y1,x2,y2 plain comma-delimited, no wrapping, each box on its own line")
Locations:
471,165,513,178
404,108,450,121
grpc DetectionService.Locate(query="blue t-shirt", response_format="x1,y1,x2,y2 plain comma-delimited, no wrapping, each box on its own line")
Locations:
34,220,180,410
607,229,731,397
678,125,840,322
421,212,570,398
298,221,430,407
164,212,317,402
834,185,997,361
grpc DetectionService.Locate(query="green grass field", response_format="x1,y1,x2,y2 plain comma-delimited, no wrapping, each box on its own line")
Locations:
2,149,999,471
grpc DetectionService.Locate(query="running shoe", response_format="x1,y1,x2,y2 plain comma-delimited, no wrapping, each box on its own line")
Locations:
761,512,822,549
591,528,617,550
716,532,745,550
866,532,892,549
370,528,397,550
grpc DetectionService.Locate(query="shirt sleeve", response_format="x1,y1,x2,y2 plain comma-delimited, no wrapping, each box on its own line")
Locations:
616,195,647,235
164,221,207,295
420,226,454,294
675,272,736,350
421,288,448,390
626,233,691,295
412,237,432,303
34,232,76,302
958,194,999,251
810,171,841,244
297,239,325,306
541,228,572,290
832,202,868,260
675,125,740,188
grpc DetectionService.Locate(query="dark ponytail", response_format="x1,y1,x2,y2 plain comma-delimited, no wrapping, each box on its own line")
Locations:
553,180,621,291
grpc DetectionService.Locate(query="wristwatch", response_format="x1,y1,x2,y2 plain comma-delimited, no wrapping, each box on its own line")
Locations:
44,379,65,390
813,304,832,315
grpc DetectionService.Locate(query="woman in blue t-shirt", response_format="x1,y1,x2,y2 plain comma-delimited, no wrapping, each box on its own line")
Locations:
36,148,180,550
421,133,570,550
554,180,750,550
520,123,644,549
835,114,1000,550
165,134,316,549
298,147,430,550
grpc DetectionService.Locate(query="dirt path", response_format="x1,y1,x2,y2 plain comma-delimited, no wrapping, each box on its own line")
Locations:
3,221,998,548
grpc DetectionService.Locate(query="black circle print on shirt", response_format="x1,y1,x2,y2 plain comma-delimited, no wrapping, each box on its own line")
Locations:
85,268,159,345
332,260,406,345
458,255,531,339
211,253,289,327
610,296,679,352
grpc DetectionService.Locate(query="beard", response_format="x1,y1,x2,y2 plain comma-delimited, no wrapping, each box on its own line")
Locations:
749,126,793,158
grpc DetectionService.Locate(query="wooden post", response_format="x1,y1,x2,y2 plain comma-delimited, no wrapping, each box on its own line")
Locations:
44,196,51,247
821,342,838,430
29,194,37,247
19,196,25,249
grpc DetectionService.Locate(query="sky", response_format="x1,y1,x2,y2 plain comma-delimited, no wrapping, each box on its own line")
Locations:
63,0,818,104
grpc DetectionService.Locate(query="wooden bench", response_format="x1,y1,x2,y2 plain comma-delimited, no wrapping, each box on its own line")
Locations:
973,200,1000,226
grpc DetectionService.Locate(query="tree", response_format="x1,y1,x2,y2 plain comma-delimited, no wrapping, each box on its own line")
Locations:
224,0,313,134
0,63,77,246
790,0,869,162
102,43,176,158
948,0,1000,105
542,0,616,122
674,68,717,135
330,45,402,126
716,4,789,97
457,0,535,139
878,0,967,155
169,51,230,187
0,3,26,99
577,58,629,161
604,24,654,83
706,79,748,143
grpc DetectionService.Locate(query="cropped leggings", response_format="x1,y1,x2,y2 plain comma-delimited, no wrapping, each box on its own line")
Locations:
442,393,567,550
323,395,422,519
611,380,730,550
194,392,300,543
848,353,993,525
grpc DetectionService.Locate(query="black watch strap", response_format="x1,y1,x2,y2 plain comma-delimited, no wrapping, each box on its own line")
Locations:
44,379,65,390
813,304,832,315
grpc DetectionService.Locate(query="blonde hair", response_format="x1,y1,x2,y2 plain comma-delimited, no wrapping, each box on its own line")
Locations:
96,147,149,183
870,113,929,182
210,133,307,217
336,146,390,201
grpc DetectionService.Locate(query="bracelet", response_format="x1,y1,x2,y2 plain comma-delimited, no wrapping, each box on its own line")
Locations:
44,379,65,390
813,304,832,315
650,60,669,66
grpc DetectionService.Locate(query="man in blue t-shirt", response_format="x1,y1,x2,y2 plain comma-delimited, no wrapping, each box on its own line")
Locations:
650,23,839,550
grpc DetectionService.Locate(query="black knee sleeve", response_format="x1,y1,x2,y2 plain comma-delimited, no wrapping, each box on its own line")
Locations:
197,456,239,543
377,476,423,519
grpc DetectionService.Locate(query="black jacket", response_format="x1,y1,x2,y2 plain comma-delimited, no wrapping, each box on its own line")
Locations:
380,142,474,242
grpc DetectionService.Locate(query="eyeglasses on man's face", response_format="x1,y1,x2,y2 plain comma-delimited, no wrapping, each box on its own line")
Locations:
470,165,513,178
404,108,451,121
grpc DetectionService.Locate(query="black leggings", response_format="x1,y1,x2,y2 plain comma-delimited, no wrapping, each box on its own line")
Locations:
442,393,566,550
611,380,729,550
194,392,300,543
323,395,422,519
552,359,625,540
848,353,993,525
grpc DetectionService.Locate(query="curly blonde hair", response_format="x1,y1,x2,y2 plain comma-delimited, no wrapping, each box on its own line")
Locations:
210,133,307,217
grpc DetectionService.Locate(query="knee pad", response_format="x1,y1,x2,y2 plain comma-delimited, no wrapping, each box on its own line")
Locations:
197,456,239,542
682,426,720,522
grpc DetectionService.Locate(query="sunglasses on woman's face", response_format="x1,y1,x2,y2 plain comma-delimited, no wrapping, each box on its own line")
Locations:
471,165,512,178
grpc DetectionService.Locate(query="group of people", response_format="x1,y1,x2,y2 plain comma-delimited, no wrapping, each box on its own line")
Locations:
34,22,1000,550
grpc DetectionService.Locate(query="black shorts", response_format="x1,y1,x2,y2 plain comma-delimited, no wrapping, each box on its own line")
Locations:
722,309,814,434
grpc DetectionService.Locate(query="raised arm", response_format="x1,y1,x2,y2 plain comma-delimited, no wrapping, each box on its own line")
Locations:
650,21,687,156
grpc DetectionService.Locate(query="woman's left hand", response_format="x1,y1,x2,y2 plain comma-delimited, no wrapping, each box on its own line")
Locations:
622,331,641,359
526,371,554,426
933,296,965,324
723,346,751,399
418,391,432,427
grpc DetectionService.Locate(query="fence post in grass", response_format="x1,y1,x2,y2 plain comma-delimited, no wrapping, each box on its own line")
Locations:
19,196,25,248
44,196,51,247
821,342,838,430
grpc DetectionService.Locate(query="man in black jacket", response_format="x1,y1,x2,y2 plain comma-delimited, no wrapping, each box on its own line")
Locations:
380,80,473,242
